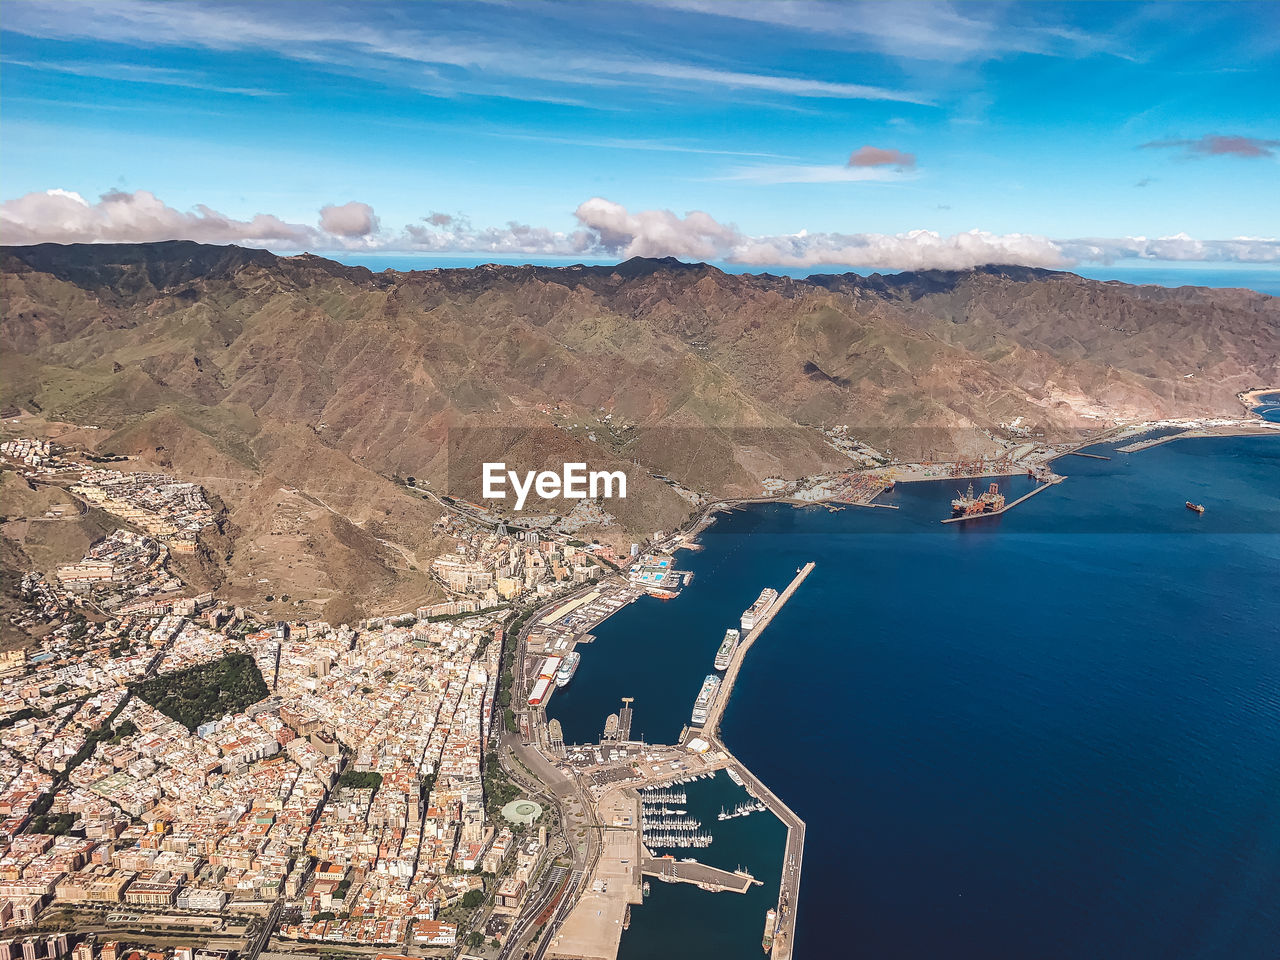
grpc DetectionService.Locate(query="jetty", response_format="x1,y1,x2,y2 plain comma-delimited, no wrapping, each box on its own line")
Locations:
641,855,758,893
939,479,1059,525
690,561,813,960
1067,450,1111,460
702,562,814,734
1117,430,1189,453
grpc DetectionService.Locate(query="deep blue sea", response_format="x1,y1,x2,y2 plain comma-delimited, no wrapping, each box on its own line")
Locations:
329,254,1280,297
548,429,1280,959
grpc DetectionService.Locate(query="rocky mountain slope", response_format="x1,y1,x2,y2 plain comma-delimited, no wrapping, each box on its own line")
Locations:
3,241,1276,616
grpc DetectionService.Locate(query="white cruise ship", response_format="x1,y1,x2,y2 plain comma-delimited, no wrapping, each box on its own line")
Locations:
690,674,721,726
740,588,779,631
714,629,740,671
555,651,581,687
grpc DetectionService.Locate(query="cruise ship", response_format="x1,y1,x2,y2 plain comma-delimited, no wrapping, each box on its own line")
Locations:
690,674,721,726
713,629,740,671
740,588,779,632
555,651,581,687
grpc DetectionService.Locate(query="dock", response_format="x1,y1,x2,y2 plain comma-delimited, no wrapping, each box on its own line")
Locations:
701,561,815,736
723,752,805,960
1067,450,1111,460
641,855,758,894
939,480,1056,524
691,562,813,960
1116,430,1189,453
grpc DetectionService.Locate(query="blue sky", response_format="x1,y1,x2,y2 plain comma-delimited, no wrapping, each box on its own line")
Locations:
1,0,1277,270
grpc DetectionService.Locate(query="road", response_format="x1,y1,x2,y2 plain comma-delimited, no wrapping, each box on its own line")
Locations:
497,865,576,960
493,579,616,958
531,869,585,960
244,899,283,960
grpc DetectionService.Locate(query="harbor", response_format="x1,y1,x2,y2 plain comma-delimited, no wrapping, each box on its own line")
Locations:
700,562,816,736
683,561,815,960
532,556,814,960
532,428,1280,960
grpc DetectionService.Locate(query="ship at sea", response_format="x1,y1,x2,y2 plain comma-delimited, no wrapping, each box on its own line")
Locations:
740,589,779,631
713,629,740,671
555,651,581,687
1186,500,1205,514
951,480,1006,519
763,908,777,955
690,674,721,726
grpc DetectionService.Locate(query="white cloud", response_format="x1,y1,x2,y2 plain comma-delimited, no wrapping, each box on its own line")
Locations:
319,201,380,238
1057,233,1280,264
2,57,280,96
572,198,740,259
647,0,1128,63
0,188,318,246
732,228,1071,271
4,188,1279,270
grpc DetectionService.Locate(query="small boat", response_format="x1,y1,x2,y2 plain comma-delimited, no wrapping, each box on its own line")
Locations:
1186,501,1205,514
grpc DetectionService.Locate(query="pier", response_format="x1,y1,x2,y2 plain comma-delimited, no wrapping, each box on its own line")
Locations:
1067,450,1111,460
1117,430,1189,453
939,480,1057,524
691,561,813,960
641,855,759,893
721,756,805,960
701,561,816,736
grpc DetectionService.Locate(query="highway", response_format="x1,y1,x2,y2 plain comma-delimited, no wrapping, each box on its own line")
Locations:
244,899,283,960
495,578,618,958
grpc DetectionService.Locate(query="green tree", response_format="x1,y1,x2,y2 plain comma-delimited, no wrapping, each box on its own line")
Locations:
461,888,484,910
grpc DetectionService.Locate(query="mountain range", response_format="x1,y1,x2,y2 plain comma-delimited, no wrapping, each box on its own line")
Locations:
3,241,1276,621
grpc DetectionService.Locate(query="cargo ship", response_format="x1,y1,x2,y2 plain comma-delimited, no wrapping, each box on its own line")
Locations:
740,588,779,631
690,674,721,726
555,651,581,687
762,908,777,954
713,629,740,671
1186,501,1205,514
951,480,1006,518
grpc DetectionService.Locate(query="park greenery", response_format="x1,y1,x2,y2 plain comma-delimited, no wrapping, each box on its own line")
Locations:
483,753,522,820
337,769,384,794
131,652,269,732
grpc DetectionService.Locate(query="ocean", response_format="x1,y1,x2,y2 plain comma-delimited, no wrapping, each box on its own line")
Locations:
547,428,1280,959
328,253,1280,297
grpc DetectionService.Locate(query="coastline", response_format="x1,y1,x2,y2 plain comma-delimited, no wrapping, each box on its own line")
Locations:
515,415,1280,959
513,543,811,959
1238,386,1280,412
